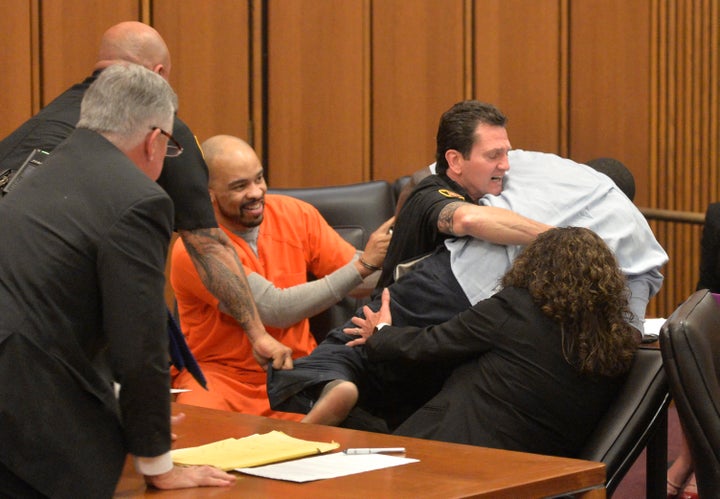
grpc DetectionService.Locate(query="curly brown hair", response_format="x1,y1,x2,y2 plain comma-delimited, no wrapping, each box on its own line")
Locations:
502,227,637,377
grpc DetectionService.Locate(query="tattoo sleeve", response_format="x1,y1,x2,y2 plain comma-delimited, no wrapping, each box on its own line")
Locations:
437,202,464,235
178,228,264,338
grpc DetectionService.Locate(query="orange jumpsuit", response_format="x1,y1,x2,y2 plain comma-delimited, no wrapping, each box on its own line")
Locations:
170,194,356,420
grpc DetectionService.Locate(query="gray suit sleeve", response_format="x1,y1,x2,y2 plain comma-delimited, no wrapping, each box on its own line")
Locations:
247,261,363,328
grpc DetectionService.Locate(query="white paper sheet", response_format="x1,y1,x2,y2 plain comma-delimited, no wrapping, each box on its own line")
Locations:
643,317,666,342
236,452,419,482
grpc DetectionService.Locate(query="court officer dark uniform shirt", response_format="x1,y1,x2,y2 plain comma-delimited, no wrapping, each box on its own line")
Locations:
0,70,215,231
377,173,471,289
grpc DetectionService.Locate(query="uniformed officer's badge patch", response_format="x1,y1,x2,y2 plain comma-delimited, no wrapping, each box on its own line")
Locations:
437,189,465,200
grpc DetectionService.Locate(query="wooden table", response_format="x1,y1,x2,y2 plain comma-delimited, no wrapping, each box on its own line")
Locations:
114,403,606,498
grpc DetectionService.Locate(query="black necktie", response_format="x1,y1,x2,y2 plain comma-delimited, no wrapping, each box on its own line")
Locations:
167,308,207,390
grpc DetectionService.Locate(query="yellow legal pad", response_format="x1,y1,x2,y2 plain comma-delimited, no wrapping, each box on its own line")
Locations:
171,431,340,471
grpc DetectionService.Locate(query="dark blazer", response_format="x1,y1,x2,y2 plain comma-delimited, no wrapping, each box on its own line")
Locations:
268,245,472,430
0,129,173,497
698,202,720,292
366,287,625,458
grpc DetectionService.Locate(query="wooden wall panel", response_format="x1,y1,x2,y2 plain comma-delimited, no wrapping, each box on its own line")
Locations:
40,0,139,105
153,1,250,146
266,0,366,187
4,0,718,320
371,0,466,181
568,0,651,206
645,0,720,318
474,0,565,155
650,0,720,213
0,0,35,138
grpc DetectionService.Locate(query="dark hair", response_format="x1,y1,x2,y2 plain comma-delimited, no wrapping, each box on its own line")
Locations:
586,157,636,201
435,100,507,175
502,227,637,377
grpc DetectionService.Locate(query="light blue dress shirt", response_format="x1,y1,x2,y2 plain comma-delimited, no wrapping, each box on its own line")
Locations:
446,149,669,336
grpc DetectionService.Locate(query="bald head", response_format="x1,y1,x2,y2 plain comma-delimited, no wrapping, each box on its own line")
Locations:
202,135,267,231
96,22,171,79
203,135,259,186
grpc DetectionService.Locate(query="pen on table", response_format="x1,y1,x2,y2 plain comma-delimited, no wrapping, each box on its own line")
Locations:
344,447,406,455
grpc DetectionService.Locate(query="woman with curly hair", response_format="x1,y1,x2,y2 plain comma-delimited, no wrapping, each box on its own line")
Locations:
300,227,638,457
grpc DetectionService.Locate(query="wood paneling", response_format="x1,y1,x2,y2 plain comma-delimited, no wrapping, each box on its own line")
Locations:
266,0,366,187
0,0,35,137
3,0,719,319
40,0,139,105
372,0,466,181
568,0,651,205
474,0,565,155
645,0,720,317
153,1,250,146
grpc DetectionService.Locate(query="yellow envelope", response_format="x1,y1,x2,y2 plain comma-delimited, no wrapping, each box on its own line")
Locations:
171,430,340,471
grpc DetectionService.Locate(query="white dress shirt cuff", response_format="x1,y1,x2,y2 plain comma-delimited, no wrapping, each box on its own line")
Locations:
133,452,173,476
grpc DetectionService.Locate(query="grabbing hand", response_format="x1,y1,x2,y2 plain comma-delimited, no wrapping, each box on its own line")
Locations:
251,333,294,371
357,217,395,276
345,288,392,347
145,464,236,489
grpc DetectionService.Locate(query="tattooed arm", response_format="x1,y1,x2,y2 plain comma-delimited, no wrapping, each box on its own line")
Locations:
437,201,551,245
178,228,293,370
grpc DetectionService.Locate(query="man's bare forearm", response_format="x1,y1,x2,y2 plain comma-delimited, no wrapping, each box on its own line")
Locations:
178,228,266,339
438,202,552,245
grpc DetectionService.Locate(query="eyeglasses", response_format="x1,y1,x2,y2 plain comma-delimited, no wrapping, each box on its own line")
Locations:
151,126,183,158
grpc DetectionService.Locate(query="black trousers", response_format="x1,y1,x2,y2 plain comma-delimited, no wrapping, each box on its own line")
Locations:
268,245,472,430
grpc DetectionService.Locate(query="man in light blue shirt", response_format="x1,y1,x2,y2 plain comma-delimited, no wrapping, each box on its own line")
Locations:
447,149,668,337
268,150,667,430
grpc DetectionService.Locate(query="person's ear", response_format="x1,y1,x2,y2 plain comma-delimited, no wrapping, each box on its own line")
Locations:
445,149,464,175
208,188,218,205
153,63,169,81
145,127,162,162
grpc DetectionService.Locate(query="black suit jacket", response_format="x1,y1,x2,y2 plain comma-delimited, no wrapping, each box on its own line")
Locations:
367,287,624,458
0,129,173,497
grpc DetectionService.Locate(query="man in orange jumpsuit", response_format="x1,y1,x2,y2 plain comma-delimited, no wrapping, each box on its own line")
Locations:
171,135,392,419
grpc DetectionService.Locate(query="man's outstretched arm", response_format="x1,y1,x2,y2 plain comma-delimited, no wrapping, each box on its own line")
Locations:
178,227,293,370
438,201,552,245
395,167,550,245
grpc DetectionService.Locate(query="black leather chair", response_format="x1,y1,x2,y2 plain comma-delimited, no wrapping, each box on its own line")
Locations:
660,289,720,497
392,175,411,205
577,347,670,497
269,180,395,248
268,180,395,341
